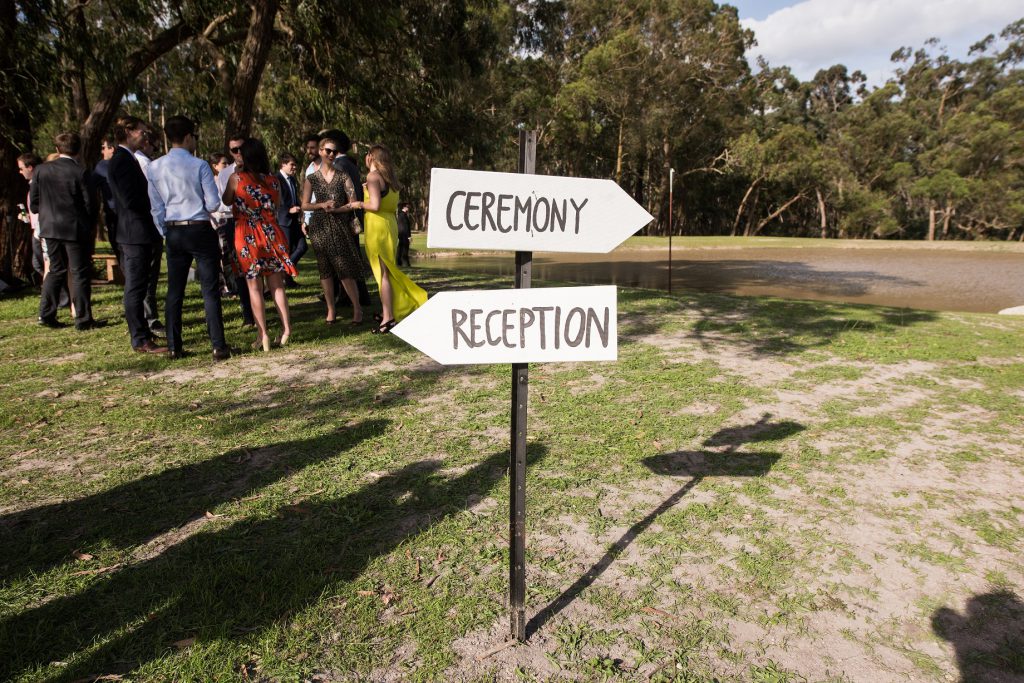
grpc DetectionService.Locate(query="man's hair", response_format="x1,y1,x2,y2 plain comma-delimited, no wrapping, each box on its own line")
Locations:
227,132,247,144
319,128,351,153
278,152,296,167
18,152,42,168
208,152,229,165
54,132,82,156
303,133,322,145
113,115,146,144
100,135,115,148
164,115,196,144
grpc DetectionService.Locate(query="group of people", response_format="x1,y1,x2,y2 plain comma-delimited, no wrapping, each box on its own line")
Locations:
18,117,425,360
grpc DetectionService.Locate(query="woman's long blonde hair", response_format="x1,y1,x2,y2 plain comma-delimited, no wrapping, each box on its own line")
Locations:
367,144,402,192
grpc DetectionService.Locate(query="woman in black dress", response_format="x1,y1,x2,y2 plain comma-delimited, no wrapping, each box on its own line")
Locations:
300,137,366,325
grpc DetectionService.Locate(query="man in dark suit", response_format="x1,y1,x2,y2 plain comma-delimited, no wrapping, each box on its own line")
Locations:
29,132,101,330
107,116,167,354
275,153,304,286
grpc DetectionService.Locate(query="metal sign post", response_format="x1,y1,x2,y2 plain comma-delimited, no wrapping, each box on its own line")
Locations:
510,129,535,641
668,167,674,295
394,129,651,644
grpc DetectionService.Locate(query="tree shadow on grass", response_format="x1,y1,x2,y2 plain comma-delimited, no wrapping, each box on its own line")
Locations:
932,590,1024,681
0,419,389,586
526,415,801,637
0,441,547,682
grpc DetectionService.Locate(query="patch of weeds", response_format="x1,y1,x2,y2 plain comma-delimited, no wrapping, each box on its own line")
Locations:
894,541,967,572
958,510,1021,551
751,660,806,682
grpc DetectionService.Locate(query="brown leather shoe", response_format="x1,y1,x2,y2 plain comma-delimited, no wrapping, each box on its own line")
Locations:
133,340,168,354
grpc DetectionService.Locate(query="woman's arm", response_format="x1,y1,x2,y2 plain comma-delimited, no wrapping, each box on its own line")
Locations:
351,171,382,212
221,172,238,206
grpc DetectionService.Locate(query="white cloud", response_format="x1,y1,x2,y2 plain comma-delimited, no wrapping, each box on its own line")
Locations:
742,0,1022,83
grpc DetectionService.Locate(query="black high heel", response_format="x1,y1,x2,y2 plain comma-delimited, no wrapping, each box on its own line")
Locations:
371,319,397,334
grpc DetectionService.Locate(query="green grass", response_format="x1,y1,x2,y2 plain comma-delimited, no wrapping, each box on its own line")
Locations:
1,263,1022,681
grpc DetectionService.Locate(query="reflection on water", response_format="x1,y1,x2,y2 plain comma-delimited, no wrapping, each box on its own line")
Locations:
424,248,1024,314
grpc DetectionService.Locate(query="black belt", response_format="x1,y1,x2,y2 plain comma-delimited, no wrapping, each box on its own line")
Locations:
165,220,211,228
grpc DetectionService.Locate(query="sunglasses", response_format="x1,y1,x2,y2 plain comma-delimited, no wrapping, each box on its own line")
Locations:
322,148,339,155
230,146,242,154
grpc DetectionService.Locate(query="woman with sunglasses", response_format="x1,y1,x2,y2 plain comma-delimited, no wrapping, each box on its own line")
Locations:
345,144,425,333
300,137,367,325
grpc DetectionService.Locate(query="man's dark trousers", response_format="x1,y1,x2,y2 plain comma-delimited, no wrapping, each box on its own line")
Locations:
40,237,93,324
164,224,226,353
119,243,153,348
144,237,163,327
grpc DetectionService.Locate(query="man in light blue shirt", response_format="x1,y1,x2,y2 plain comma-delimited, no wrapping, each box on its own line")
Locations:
147,115,229,361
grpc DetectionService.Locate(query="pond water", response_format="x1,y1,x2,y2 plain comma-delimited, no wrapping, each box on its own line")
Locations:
423,247,1024,313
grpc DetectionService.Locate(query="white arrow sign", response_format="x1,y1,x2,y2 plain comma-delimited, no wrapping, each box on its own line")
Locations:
427,168,653,253
392,286,617,365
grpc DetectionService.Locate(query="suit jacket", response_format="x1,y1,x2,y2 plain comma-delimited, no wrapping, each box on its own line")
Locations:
28,157,96,241
275,171,300,230
107,146,161,245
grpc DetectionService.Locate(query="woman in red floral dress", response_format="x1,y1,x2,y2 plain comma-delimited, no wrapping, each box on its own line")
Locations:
221,138,296,352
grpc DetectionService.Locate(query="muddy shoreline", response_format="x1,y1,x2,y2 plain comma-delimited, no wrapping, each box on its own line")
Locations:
425,247,1024,313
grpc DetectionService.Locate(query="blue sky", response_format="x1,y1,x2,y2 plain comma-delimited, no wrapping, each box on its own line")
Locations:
727,0,1022,84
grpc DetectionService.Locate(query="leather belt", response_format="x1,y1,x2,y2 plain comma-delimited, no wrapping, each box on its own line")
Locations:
165,220,211,228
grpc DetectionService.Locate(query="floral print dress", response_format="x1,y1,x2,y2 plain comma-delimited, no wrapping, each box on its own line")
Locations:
233,172,297,280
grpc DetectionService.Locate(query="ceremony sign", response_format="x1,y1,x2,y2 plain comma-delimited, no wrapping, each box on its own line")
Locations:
427,168,654,253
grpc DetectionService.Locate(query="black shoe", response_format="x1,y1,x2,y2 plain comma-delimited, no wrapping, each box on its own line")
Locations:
38,316,67,329
167,349,188,360
75,319,108,331
212,347,231,361
149,321,166,337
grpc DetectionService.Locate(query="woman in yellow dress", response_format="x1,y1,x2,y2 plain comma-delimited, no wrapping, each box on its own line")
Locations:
347,144,426,333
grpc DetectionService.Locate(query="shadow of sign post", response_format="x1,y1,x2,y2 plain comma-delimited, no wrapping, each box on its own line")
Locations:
526,416,802,637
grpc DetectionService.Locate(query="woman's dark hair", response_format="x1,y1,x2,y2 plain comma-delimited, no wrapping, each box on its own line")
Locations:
208,152,229,166
239,137,271,175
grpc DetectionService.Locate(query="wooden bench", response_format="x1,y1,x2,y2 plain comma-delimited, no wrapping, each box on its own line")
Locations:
93,254,124,285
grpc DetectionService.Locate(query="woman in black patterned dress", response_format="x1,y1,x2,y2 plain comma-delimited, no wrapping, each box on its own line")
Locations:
300,137,367,325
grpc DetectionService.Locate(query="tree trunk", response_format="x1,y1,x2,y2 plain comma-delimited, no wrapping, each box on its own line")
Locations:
928,203,936,241
751,193,804,236
941,201,953,239
223,0,280,146
816,187,827,238
67,3,91,125
0,0,36,280
615,119,624,186
78,21,200,167
732,177,761,237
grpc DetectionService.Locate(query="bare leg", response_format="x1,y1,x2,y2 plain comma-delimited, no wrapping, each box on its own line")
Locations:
246,276,269,350
378,257,393,324
321,278,336,322
266,272,291,342
340,278,362,323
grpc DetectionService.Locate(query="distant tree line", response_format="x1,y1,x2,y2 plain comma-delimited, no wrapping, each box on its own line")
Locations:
2,0,1022,278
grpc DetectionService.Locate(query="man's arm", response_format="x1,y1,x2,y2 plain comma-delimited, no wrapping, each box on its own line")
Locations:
200,161,221,215
147,165,167,236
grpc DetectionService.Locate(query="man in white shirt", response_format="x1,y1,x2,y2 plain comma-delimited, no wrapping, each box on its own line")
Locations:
147,116,229,361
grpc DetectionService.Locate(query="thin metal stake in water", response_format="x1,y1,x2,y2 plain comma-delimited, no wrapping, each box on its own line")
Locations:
510,129,536,642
